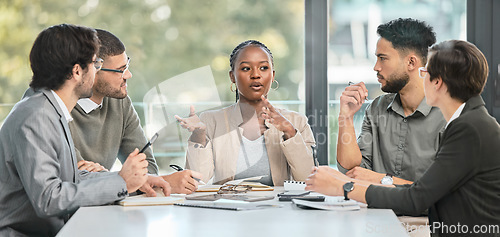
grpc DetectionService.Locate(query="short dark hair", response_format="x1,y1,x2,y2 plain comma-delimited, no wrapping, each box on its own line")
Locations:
377,18,436,63
428,40,489,102
229,40,274,101
29,24,99,90
95,29,125,59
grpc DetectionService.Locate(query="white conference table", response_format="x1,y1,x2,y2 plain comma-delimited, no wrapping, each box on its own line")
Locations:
57,187,408,237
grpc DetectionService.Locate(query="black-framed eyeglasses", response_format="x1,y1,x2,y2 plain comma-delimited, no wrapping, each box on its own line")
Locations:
100,57,130,77
93,58,104,71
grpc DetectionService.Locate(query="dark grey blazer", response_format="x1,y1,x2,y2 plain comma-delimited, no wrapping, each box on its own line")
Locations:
0,89,128,236
366,96,500,236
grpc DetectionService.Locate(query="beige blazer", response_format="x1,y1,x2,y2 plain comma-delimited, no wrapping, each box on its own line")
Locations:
186,102,315,186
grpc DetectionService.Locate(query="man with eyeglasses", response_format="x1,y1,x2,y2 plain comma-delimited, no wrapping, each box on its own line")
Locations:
68,29,202,195
0,24,170,236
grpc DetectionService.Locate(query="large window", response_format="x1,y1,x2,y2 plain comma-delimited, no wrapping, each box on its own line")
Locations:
0,0,305,173
327,0,466,165
0,0,482,171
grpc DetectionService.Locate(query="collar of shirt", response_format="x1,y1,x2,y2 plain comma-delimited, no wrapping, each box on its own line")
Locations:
445,102,466,129
387,93,433,118
50,90,73,122
77,98,102,114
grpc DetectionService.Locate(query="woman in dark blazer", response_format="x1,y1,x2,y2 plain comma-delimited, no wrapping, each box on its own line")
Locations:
306,40,500,237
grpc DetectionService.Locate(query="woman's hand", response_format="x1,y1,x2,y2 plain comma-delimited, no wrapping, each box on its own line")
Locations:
260,95,296,140
305,166,350,196
175,105,207,145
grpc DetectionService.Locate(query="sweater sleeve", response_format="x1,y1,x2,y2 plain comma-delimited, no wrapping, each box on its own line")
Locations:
118,97,159,175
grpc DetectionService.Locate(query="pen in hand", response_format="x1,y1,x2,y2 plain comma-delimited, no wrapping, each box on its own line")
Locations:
140,133,159,153
312,146,319,167
347,81,368,101
170,164,206,185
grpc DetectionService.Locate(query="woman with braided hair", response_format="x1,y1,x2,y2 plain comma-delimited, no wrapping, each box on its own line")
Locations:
176,40,315,186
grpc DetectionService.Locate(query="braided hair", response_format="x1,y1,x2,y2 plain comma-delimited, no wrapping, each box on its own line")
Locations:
229,40,274,101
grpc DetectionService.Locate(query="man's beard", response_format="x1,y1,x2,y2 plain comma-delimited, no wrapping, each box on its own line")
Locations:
380,71,410,93
94,77,127,99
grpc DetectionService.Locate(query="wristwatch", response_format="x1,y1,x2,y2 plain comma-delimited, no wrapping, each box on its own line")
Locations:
381,173,394,185
343,181,355,200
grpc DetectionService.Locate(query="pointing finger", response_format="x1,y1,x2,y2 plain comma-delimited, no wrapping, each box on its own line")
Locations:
189,105,196,117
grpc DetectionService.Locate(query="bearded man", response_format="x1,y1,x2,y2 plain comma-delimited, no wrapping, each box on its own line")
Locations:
336,18,446,186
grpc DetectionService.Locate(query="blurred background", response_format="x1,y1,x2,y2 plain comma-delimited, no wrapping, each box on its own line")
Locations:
0,0,465,174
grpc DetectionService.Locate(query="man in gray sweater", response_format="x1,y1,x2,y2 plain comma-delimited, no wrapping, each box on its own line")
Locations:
70,29,202,194
0,24,170,236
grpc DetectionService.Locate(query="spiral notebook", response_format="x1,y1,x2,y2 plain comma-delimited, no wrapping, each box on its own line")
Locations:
284,180,306,191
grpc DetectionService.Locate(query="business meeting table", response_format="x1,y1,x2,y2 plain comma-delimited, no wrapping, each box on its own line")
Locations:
56,187,409,237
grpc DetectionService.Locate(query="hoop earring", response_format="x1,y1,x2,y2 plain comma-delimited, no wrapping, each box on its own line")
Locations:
230,82,236,92
271,80,279,90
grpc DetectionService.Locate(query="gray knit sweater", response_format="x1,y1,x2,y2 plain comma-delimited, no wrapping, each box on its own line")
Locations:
69,96,159,174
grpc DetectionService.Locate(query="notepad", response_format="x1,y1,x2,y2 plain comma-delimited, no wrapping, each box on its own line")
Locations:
284,180,306,191
292,196,360,211
118,196,184,206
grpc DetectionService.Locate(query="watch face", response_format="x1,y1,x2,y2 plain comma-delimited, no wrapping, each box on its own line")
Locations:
381,176,393,185
343,182,354,192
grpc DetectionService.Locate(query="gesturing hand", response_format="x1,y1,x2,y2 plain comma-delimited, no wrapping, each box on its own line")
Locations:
119,148,149,193
174,105,206,132
175,105,207,145
260,95,296,140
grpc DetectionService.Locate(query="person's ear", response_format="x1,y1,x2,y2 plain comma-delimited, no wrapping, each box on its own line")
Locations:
229,71,235,83
434,76,444,91
71,64,83,82
407,55,418,70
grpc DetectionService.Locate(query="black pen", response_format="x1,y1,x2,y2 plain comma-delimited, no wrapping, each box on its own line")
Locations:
170,164,206,185
140,133,159,153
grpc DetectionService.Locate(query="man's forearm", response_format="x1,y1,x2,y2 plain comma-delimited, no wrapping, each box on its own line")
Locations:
337,116,363,170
